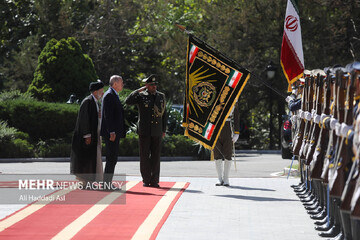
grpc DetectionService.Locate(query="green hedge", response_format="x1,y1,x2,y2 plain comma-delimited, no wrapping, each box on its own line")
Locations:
119,133,196,157
0,98,79,140
0,121,33,158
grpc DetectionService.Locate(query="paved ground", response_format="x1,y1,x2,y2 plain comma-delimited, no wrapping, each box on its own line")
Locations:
0,152,322,240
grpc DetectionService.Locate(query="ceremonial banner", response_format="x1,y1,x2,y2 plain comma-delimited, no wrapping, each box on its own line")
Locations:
183,35,250,149
280,0,304,92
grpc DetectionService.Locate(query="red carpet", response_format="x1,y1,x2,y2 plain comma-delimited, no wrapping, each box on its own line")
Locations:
0,181,189,240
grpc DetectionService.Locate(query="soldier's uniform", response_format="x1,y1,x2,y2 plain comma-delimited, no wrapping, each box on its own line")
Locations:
214,101,240,186
125,74,167,187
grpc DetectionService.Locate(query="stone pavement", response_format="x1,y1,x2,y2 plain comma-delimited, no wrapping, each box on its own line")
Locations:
0,153,323,240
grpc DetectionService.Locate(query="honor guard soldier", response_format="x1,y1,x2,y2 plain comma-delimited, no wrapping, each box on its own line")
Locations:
125,74,167,188
214,101,240,186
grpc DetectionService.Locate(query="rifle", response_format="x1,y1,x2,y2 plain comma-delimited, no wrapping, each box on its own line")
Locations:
341,72,360,213
310,72,331,179
306,72,325,165
321,71,340,183
299,76,315,159
350,112,360,217
329,71,351,197
292,76,309,155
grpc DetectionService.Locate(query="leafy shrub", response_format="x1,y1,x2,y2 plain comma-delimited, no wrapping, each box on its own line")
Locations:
27,37,98,102
0,90,34,102
118,132,139,156
35,139,71,158
0,121,33,158
0,99,79,140
166,107,184,135
118,133,195,157
162,134,195,157
119,88,139,133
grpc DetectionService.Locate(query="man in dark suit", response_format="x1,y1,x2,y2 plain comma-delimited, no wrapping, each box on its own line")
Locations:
70,80,104,186
125,74,167,188
101,75,126,190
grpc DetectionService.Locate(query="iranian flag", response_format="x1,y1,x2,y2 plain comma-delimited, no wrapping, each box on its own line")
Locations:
226,69,243,88
189,44,199,64
280,0,304,92
202,122,215,140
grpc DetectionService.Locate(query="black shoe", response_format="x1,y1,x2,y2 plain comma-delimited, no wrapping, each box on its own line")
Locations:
151,183,160,188
298,192,312,198
305,203,320,210
304,201,319,208
215,181,223,186
318,225,340,237
315,222,332,232
293,185,306,192
300,195,315,202
307,208,323,215
332,231,344,240
314,217,329,225
143,183,151,187
291,183,305,189
310,211,327,220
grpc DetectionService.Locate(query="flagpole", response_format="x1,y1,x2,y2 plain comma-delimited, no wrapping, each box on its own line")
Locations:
176,24,288,99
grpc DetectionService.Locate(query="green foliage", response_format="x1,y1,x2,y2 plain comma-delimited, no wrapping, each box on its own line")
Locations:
35,139,71,158
166,101,184,135
162,134,195,157
0,90,34,101
0,121,33,158
0,35,41,91
118,133,195,157
27,37,98,102
118,132,139,156
119,88,139,132
0,98,79,140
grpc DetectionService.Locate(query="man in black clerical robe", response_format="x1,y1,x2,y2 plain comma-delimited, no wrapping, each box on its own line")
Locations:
70,80,104,183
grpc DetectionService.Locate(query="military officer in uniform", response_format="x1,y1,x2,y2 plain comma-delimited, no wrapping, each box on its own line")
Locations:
125,74,167,188
214,101,240,186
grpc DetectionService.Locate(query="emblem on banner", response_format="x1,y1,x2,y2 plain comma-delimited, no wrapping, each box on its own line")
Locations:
193,82,217,107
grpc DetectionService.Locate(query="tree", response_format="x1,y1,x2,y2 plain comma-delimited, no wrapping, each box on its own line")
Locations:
0,35,40,91
27,37,98,102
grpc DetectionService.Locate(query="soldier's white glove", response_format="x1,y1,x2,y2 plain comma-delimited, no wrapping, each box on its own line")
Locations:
305,111,312,121
291,115,297,123
298,109,303,119
311,109,316,117
340,123,352,138
335,122,342,136
286,96,295,103
314,114,321,124
232,134,239,143
330,117,338,130
320,113,329,123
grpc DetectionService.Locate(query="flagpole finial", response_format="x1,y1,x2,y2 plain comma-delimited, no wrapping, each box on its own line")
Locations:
175,24,191,35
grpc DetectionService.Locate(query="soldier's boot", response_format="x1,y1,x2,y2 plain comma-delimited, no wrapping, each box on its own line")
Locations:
340,210,352,240
215,159,223,186
223,160,232,187
351,216,360,240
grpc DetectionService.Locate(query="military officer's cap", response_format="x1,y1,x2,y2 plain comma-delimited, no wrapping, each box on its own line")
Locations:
89,79,104,91
142,74,158,84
